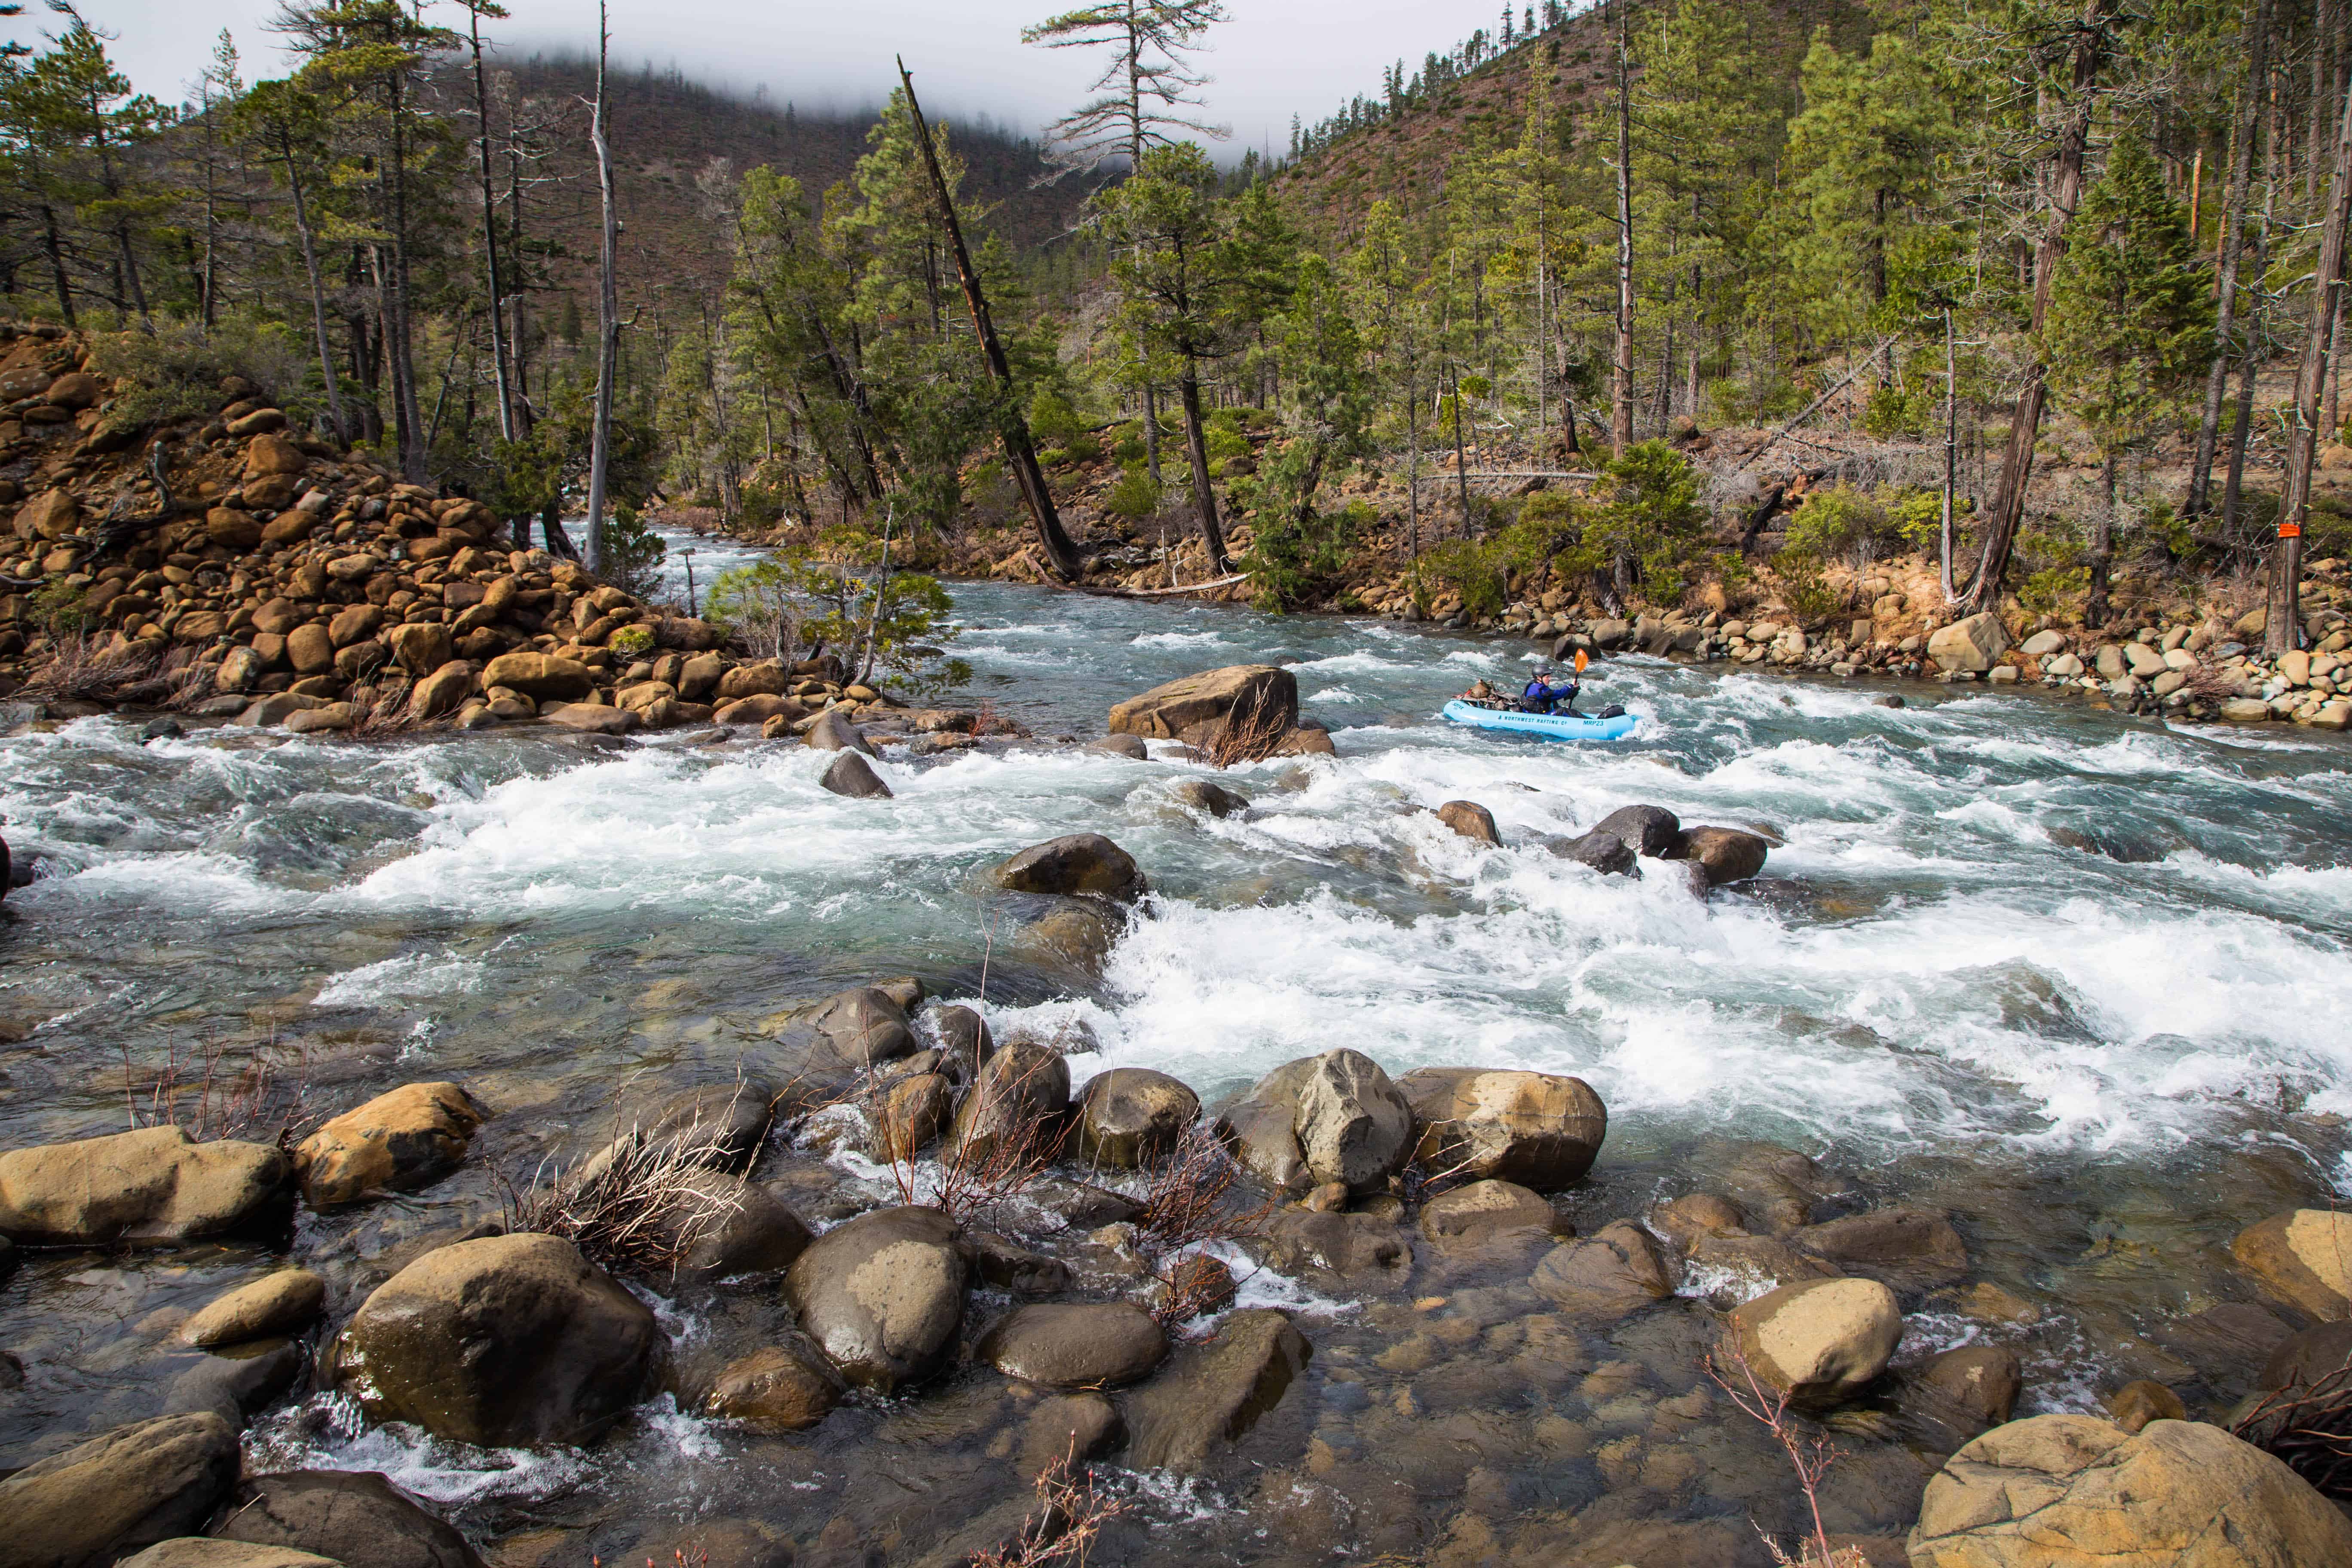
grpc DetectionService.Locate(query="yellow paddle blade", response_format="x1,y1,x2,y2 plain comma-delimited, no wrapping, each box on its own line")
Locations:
1573,649,1589,674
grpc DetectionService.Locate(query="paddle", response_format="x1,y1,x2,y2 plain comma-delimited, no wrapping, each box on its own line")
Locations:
1573,649,1589,675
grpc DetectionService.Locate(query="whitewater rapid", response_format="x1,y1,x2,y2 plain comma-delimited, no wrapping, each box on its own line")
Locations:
4,582,2350,1181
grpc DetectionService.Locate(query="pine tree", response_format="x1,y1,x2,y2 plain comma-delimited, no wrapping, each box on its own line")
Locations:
2045,132,2214,622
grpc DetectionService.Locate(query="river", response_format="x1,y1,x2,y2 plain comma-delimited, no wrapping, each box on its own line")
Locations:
0,546,2346,1559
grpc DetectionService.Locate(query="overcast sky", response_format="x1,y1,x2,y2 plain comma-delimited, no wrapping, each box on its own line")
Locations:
18,0,1520,158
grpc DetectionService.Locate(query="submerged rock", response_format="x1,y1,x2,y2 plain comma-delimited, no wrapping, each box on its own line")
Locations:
1417,1179,1560,1253
114,1545,335,1568
1124,1308,1311,1473
294,1081,487,1207
782,1204,969,1393
0,1412,242,1568
1396,1066,1607,1191
1530,1221,1673,1320
180,1268,326,1348
163,1337,306,1428
0,1125,288,1246
977,1302,1169,1388
1908,1415,2352,1567
210,1469,489,1568
704,1342,846,1432
1788,1207,1969,1294
1174,778,1250,818
334,1233,662,1446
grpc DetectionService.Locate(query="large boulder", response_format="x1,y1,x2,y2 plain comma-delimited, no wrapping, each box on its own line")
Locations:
952,1039,1071,1166
1725,1277,1902,1410
1394,1067,1606,1191
1108,665,1298,740
819,750,892,799
293,1082,486,1207
977,1303,1169,1389
0,1126,288,1246
1216,1049,1412,1196
1553,829,1638,876
803,710,876,756
181,1268,326,1348
1530,1221,1674,1320
478,651,594,703
1124,1308,1311,1472
210,1470,488,1568
1433,800,1500,845
781,1205,969,1393
704,1342,845,1432
1075,1068,1199,1169
584,1081,775,1182
1676,826,1770,886
0,1412,242,1568
2233,1208,2352,1320
990,833,1147,902
1926,611,2011,674
1907,1415,2352,1567
1591,804,1681,858
333,1233,662,1446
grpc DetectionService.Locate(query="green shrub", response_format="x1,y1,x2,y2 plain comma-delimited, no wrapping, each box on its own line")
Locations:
1423,538,1508,618
91,315,315,427
1861,383,1931,439
2020,565,2089,615
1772,545,1844,623
27,579,87,635
1063,432,1103,464
608,625,655,657
1038,447,1073,468
1028,387,1086,447
1102,466,1162,523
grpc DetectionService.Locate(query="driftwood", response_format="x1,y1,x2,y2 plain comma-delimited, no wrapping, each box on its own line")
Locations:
1069,572,1250,600
1730,336,1898,478
1736,464,1835,555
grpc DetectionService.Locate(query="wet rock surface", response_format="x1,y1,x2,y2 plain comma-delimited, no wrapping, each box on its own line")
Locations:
781,1205,969,1393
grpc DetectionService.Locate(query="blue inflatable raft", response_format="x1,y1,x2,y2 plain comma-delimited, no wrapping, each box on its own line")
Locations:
1442,699,1640,742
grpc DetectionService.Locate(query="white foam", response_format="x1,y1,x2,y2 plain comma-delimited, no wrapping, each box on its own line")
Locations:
312,952,487,1008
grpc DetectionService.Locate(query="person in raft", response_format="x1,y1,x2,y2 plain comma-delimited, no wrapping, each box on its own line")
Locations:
1520,668,1580,714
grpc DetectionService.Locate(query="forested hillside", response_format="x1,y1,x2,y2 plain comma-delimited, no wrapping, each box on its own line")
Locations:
0,0,2346,684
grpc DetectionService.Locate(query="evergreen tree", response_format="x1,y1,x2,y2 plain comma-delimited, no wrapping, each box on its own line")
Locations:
2045,132,2214,622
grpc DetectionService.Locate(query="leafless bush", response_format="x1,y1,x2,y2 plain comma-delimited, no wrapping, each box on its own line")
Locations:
502,1112,746,1279
111,645,217,711
1200,700,1290,769
2179,661,2241,705
345,681,416,738
1145,1252,1240,1329
1130,1126,1272,1254
885,1058,1069,1226
2233,1360,2352,1499
1706,1342,1869,1568
15,634,161,703
969,1439,1130,1568
121,1035,313,1146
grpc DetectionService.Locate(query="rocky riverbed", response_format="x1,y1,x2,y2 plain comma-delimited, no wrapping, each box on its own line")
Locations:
3,580,2352,1567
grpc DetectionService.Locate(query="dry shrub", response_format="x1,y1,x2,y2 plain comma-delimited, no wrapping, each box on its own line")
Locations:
503,1110,747,1279
16,634,162,703
2232,1359,2352,1499
1200,700,1289,768
2178,661,2241,705
121,1036,313,1146
1130,1125,1271,1254
969,1439,1130,1568
1706,1342,1870,1568
345,681,416,738
885,1056,1069,1226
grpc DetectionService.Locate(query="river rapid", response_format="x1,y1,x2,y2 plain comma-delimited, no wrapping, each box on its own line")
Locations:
2,566,2349,1561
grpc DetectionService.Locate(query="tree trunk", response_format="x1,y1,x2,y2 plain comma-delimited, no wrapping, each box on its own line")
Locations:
2225,87,2283,528
2087,448,2118,625
2186,0,2271,520
1941,306,1958,600
386,74,426,481
1965,0,2117,612
1610,0,1635,456
1176,366,1229,573
1451,366,1472,527
2268,60,2352,654
279,133,347,444
585,2,622,577
896,60,1083,580
469,15,518,443
38,202,76,329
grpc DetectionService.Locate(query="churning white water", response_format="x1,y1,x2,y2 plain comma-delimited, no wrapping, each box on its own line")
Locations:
4,579,2350,1176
